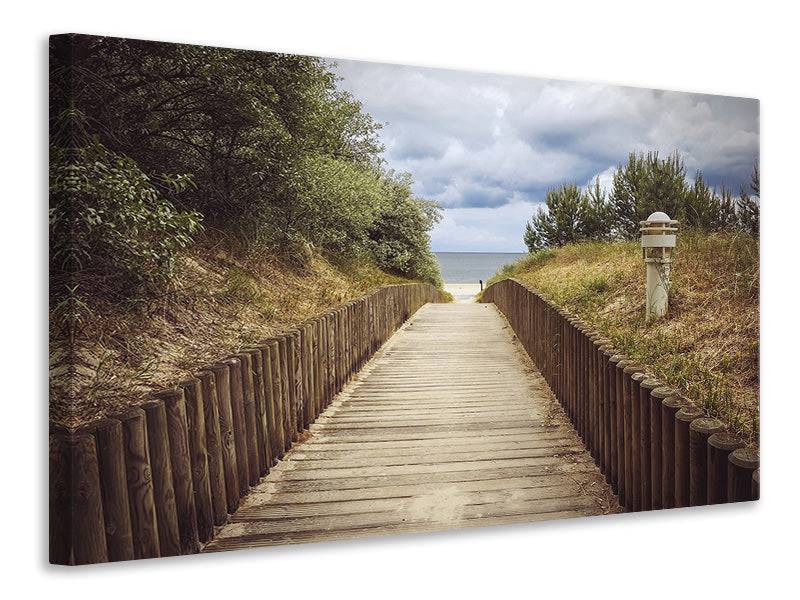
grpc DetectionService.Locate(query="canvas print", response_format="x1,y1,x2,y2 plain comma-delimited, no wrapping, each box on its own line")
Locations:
49,34,759,565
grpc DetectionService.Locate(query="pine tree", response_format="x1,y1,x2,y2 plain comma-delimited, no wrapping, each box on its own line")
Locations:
685,171,716,230
717,185,738,230
524,184,587,251
580,177,611,240
737,161,760,237
608,151,688,238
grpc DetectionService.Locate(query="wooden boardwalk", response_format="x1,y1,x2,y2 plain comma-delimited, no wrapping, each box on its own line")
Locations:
204,303,617,551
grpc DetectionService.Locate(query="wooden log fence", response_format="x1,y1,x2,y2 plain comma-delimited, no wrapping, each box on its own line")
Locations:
50,283,446,565
481,278,759,514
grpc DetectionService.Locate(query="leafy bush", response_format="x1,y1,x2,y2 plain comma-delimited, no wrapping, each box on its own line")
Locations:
366,173,443,286
49,34,443,289
49,140,202,295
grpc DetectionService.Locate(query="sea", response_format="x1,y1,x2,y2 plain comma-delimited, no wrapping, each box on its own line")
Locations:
434,252,527,284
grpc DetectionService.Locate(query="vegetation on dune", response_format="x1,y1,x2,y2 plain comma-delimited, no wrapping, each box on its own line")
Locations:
49,34,444,425
487,230,759,441
50,243,413,427
524,151,759,252
49,35,442,300
511,148,760,440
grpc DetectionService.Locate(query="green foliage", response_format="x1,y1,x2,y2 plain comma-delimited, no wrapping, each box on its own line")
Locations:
737,161,760,237
525,153,760,251
586,275,609,294
49,34,442,296
580,178,612,240
367,173,443,286
524,183,587,251
49,139,202,295
684,172,737,231
609,151,688,238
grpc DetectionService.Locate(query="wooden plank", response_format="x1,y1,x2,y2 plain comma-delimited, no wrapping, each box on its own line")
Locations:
159,389,200,554
209,363,240,514
244,472,606,505
236,352,261,487
204,303,617,552
245,348,271,475
227,357,251,495
49,428,109,564
206,509,592,550
266,340,286,458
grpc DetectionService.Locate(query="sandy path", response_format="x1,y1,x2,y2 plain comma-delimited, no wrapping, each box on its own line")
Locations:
444,283,482,303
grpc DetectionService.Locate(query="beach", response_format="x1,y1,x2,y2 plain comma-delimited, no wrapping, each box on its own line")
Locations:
444,282,482,303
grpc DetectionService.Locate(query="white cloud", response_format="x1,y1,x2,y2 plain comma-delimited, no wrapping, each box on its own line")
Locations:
334,58,758,250
431,198,540,252
585,166,616,195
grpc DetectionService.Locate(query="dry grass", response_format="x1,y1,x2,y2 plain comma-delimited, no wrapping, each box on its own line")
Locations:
50,242,411,428
487,231,759,441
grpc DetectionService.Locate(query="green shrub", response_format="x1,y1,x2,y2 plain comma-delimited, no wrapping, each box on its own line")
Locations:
50,35,444,289
50,140,202,296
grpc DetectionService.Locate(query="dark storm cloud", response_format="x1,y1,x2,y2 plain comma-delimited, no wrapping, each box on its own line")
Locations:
334,60,759,251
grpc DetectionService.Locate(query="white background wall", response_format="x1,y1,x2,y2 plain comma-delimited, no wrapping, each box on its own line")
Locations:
2,1,796,597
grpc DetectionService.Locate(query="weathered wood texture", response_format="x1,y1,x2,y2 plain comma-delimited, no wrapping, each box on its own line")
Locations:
50,283,443,564
481,278,759,513
205,304,617,551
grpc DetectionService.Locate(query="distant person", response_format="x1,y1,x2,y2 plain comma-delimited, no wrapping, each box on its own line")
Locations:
479,279,483,291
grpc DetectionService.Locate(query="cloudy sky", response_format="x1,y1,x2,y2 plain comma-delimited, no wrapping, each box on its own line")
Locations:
334,60,759,252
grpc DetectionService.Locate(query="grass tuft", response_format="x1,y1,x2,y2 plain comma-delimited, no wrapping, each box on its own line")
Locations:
485,230,759,442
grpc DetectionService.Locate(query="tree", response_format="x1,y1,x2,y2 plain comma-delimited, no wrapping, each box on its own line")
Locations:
49,34,444,291
524,184,588,251
366,173,442,286
684,171,716,230
608,151,688,238
737,161,760,237
580,177,611,240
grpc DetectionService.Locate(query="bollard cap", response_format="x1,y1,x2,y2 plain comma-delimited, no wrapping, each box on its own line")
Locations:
640,212,678,248
662,395,685,409
646,211,672,222
624,363,644,375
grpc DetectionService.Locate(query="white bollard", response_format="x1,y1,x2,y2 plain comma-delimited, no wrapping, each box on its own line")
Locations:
640,212,678,321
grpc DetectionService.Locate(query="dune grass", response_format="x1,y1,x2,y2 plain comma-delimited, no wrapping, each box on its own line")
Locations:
485,231,759,441
50,243,418,427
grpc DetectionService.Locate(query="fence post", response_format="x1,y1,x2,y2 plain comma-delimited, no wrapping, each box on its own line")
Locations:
707,432,745,505
728,448,759,502
179,377,215,542
93,418,135,561
674,406,704,508
660,394,685,509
